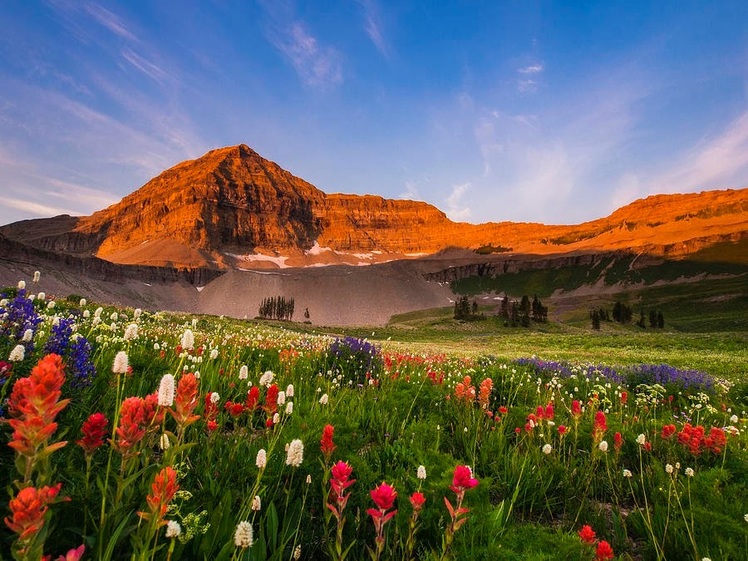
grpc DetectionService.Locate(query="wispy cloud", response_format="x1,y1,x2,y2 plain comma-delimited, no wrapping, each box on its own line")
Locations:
121,48,170,84
517,61,544,93
358,0,390,58
518,63,544,74
4,198,79,218
84,3,137,41
399,180,420,200
445,183,471,221
259,1,343,90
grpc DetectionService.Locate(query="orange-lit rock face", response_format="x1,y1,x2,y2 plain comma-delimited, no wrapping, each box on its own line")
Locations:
3,144,747,269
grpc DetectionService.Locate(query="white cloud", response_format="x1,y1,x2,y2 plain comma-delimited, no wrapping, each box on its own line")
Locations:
121,49,170,84
445,183,471,221
270,22,343,89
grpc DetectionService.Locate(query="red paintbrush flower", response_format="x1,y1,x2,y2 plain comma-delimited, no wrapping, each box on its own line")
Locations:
320,424,336,460
451,465,479,494
4,483,63,541
139,466,179,524
170,373,200,428
578,524,596,545
595,540,615,560
76,412,108,455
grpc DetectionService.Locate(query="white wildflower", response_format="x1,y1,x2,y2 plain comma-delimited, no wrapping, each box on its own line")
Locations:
251,495,261,511
730,414,739,424
598,440,609,453
37,291,46,301
83,309,90,318
158,374,175,407
273,413,280,425
277,391,286,406
665,464,674,474
293,545,301,559
209,348,219,360
160,433,171,450
17,280,25,290
110,312,118,321
112,351,129,374
286,384,294,397
623,469,633,478
636,434,646,445
124,323,139,341
256,449,267,469
80,298,87,307
9,344,25,362
542,443,552,455
286,439,304,467
181,329,194,351
133,308,141,319
417,465,427,480
210,392,220,404
306,474,312,484
259,370,274,387
47,301,56,310
234,521,253,548
239,365,249,380
685,467,694,477
33,271,40,283
22,329,33,342
94,307,103,318
319,393,329,405
285,401,294,415
165,520,181,538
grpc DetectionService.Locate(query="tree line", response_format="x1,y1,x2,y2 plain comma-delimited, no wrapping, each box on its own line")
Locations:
454,294,548,327
258,296,295,321
591,301,664,330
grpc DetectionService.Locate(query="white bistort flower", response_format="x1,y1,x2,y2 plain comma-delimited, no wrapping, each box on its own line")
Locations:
9,344,25,362
259,370,274,387
165,520,181,538
37,292,46,301
286,384,294,397
286,439,304,467
665,464,674,474
636,434,646,445
112,351,129,374
17,280,25,290
277,391,286,406
22,329,33,342
285,401,294,415
209,348,219,360
124,323,139,341
319,393,329,405
33,271,40,283
623,469,633,478
598,440,609,453
181,329,195,351
160,433,171,450
210,392,220,404
239,365,249,380
685,467,695,477
80,298,87,306
251,495,261,511
256,449,267,469
417,465,427,480
234,521,253,548
158,374,175,407
542,444,552,455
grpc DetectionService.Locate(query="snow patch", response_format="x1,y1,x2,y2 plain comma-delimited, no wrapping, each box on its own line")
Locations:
227,252,290,269
196,286,204,292
306,242,333,256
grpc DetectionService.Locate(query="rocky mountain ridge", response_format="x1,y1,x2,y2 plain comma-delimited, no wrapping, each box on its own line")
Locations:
2,144,747,271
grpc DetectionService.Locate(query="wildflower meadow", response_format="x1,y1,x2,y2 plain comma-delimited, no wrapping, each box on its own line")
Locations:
1,278,748,560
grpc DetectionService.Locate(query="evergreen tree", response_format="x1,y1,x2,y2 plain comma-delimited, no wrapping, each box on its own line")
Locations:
591,309,601,330
657,311,664,329
636,310,646,328
500,295,509,320
649,309,657,328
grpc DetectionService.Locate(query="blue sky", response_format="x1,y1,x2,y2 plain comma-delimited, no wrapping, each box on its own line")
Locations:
1,1,747,227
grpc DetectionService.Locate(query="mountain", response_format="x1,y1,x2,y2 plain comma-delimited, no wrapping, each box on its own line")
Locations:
3,144,747,270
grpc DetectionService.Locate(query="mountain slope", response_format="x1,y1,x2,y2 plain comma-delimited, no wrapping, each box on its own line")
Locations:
2,144,747,269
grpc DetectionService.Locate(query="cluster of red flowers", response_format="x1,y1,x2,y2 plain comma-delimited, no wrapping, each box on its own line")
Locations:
478,378,493,409
5,483,63,541
578,525,615,560
669,423,727,455
113,392,164,456
524,402,555,432
218,383,279,427
454,376,476,402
